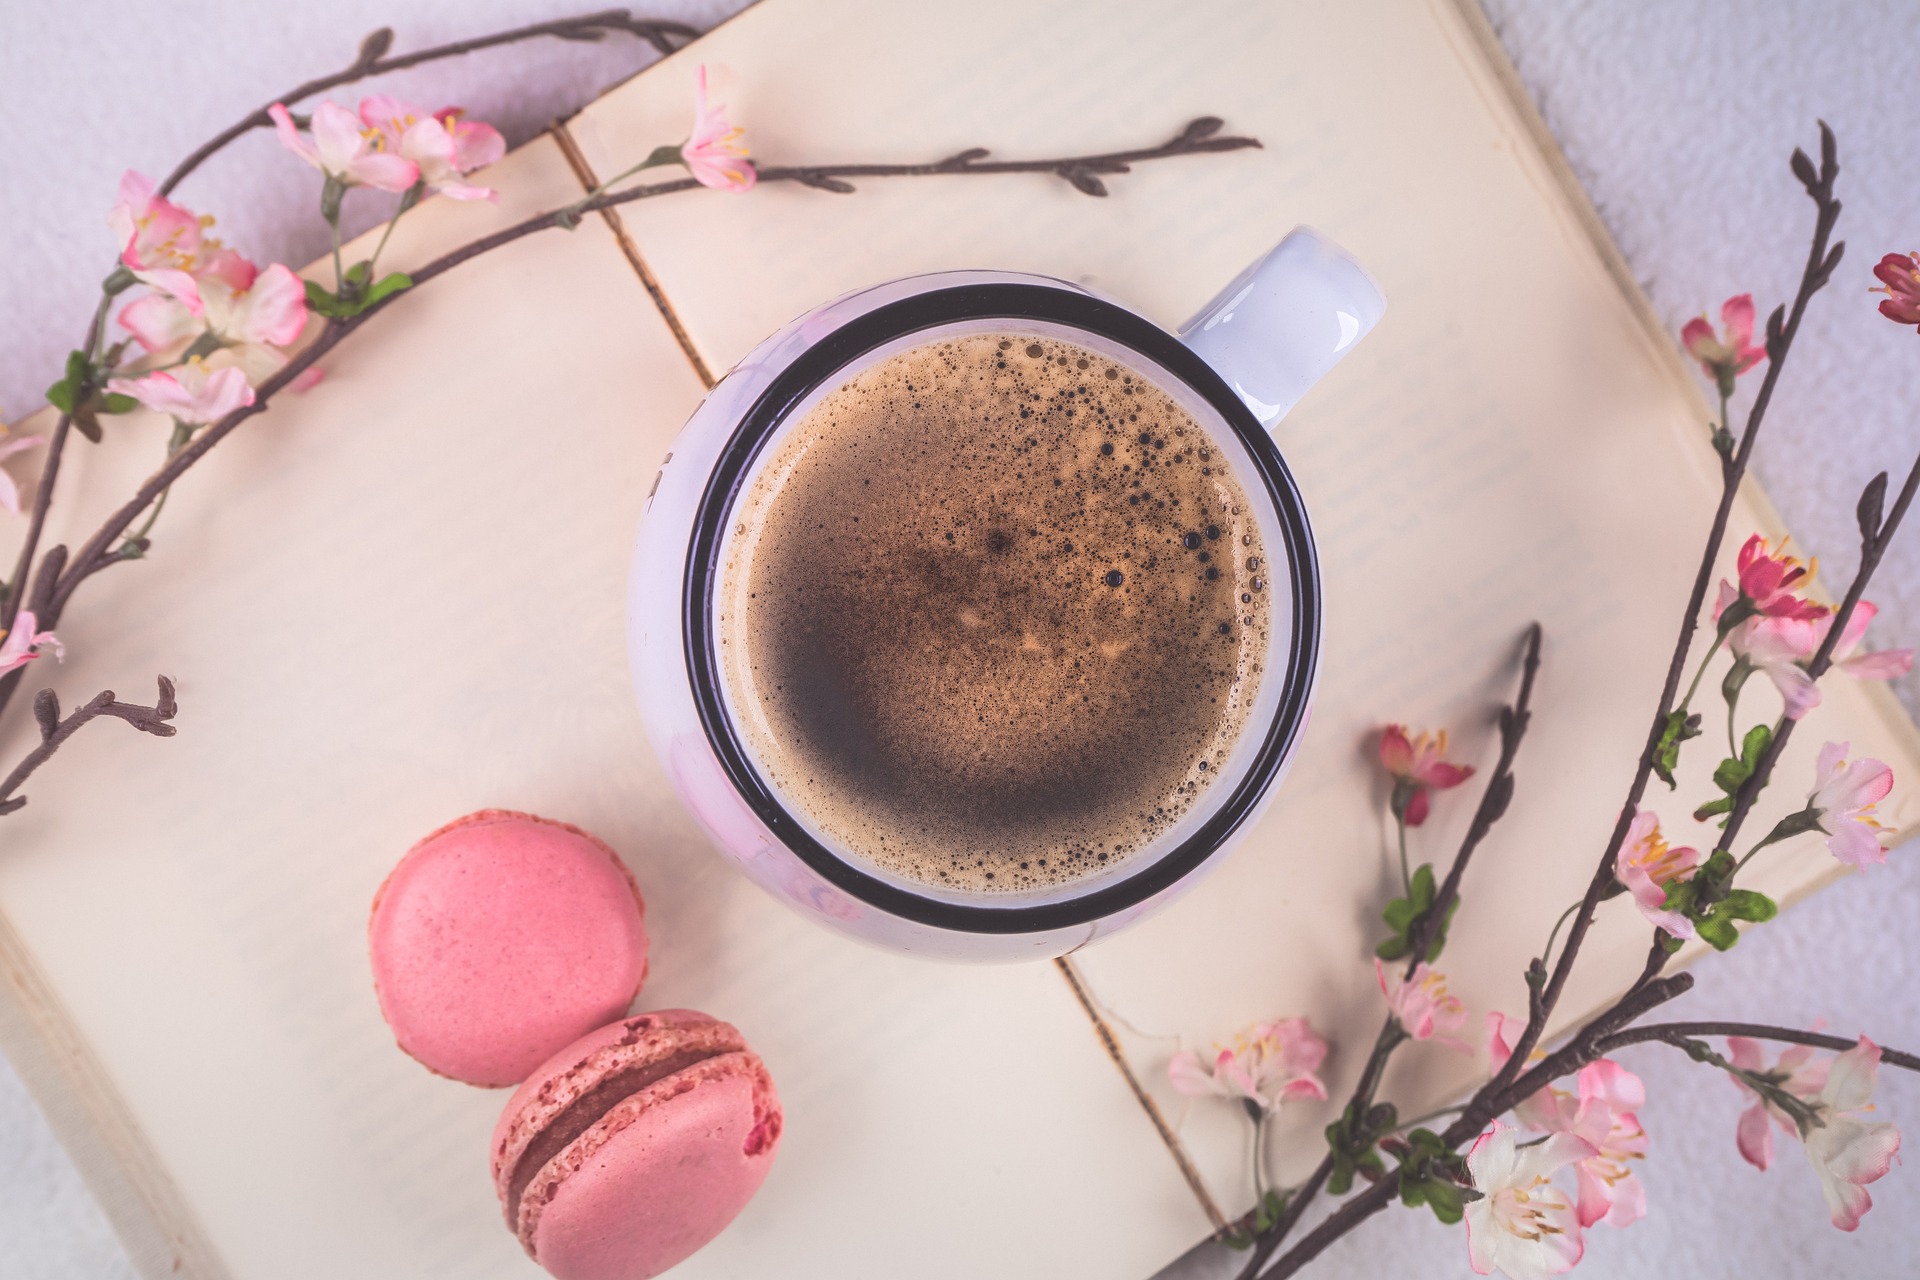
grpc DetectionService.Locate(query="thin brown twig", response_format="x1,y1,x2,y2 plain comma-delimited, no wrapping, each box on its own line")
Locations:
1599,1021,1920,1074
157,13,699,197
0,679,178,815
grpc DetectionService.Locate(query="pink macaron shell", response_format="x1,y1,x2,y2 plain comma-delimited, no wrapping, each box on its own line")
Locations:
528,1065,777,1280
370,810,648,1087
492,1012,781,1280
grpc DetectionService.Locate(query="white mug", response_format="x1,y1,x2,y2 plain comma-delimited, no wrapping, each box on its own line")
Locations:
629,228,1384,960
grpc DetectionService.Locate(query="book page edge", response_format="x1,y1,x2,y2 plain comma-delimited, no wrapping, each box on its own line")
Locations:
0,905,229,1279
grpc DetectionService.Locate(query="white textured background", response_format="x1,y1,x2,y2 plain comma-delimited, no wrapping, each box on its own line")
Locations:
2,0,1919,1275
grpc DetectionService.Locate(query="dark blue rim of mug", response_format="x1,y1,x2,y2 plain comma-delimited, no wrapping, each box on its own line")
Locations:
683,282,1320,935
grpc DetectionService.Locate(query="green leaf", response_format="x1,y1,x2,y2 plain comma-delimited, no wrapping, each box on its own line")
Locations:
1697,915,1740,951
1700,725,1773,825
45,378,77,413
1422,1180,1465,1225
304,279,350,319
360,271,412,309
1711,753,1750,795
1377,864,1451,961
1694,795,1734,822
1252,1189,1285,1234
1652,709,1702,788
1720,889,1777,922
101,392,138,415
344,259,372,287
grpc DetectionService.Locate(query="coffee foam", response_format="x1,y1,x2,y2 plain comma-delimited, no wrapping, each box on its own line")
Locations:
719,332,1272,893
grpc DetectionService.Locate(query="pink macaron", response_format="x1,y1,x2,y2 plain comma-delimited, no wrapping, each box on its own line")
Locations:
369,810,649,1087
491,1010,782,1280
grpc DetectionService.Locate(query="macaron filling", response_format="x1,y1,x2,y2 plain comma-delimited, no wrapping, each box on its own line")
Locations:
506,1046,727,1223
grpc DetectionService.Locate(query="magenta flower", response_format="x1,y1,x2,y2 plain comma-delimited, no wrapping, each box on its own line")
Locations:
1377,959,1468,1049
1802,1037,1901,1231
1464,1120,1593,1278
1568,1060,1649,1229
357,96,505,201
1681,293,1767,392
682,67,756,192
269,101,419,192
0,610,62,676
1806,741,1894,868
1614,808,1701,938
1715,533,1827,626
0,433,46,516
1870,252,1920,330
1378,725,1475,826
107,361,254,426
1726,1034,1829,1171
104,171,222,314
1167,1017,1329,1113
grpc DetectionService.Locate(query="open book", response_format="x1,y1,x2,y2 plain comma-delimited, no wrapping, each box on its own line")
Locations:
2,0,1915,1275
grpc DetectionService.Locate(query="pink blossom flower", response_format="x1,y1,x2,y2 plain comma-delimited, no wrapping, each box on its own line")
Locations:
1715,534,1827,624
1727,1033,1829,1171
1378,959,1468,1049
1167,1017,1329,1113
1488,1012,1576,1131
119,262,309,384
1487,1017,1648,1232
107,361,254,426
357,96,505,201
0,610,62,676
1568,1060,1649,1229
1681,293,1767,390
1614,808,1701,938
681,67,756,192
1807,741,1894,868
1465,1120,1594,1279
105,171,218,313
269,101,418,192
0,433,46,516
1379,725,1475,826
1731,601,1913,721
1871,252,1920,330
1802,1037,1901,1230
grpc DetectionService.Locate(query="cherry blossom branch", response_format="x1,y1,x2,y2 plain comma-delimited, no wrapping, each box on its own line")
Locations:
1248,438,1915,1275
0,118,1263,797
1700,452,1920,855
0,679,178,816
1597,1022,1920,1074
156,13,699,198
1235,624,1543,1277
1479,120,1846,1114
3,9,705,722
1249,973,1696,1280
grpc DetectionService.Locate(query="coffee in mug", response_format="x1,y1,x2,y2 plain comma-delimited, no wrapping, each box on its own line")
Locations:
716,331,1271,894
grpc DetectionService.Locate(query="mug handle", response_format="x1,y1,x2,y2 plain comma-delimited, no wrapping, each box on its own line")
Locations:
1176,226,1386,428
